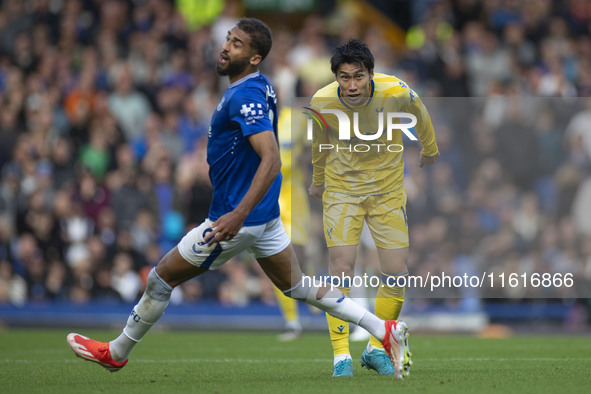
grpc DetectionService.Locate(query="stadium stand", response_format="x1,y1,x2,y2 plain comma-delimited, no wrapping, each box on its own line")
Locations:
1,0,590,332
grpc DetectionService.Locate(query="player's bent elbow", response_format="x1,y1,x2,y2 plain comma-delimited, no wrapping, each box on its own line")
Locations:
262,154,281,179
271,156,282,178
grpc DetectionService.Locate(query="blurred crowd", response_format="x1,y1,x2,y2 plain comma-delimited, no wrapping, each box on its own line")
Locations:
0,0,590,314
402,97,591,303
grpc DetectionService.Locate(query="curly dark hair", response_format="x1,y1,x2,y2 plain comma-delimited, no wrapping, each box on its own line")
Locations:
237,18,273,60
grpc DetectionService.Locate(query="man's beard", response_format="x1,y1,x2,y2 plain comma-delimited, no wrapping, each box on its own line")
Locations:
216,56,251,79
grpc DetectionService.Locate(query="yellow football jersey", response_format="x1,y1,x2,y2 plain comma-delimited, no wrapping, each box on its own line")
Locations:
278,107,310,245
310,73,438,195
279,107,307,186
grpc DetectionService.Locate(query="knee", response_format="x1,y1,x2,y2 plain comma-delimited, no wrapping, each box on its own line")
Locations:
378,248,409,274
329,256,355,276
282,276,317,301
146,268,173,302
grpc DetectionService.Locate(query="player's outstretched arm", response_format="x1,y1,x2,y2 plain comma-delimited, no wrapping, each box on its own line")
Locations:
404,87,439,164
205,130,281,245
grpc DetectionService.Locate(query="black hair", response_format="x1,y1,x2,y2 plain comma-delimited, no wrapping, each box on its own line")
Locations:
330,39,374,75
237,18,273,60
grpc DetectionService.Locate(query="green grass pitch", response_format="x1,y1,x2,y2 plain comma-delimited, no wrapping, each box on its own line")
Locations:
1,328,590,393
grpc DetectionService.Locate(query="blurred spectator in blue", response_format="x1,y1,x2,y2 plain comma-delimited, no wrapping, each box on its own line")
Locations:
178,95,208,153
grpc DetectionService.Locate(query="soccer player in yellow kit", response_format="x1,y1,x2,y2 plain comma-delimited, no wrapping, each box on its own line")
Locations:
274,106,311,340
308,39,439,377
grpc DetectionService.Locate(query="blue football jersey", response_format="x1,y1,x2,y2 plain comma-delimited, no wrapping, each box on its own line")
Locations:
207,72,282,226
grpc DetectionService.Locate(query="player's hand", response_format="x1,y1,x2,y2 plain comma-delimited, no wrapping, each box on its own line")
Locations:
308,183,325,199
203,210,246,246
419,152,440,168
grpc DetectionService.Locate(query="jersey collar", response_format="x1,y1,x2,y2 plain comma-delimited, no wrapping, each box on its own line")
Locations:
337,79,375,110
228,71,260,88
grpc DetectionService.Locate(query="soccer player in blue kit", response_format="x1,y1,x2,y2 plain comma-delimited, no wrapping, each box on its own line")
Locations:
67,18,411,380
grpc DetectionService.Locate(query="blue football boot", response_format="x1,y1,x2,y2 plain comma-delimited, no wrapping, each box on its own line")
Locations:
332,358,353,377
360,348,394,375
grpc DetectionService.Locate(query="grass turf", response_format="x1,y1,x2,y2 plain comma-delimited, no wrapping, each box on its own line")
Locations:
0,328,590,393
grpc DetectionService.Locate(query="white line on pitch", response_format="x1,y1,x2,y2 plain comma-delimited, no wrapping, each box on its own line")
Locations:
2,357,591,364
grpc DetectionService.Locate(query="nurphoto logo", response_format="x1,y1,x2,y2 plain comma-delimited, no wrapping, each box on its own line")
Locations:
303,107,418,153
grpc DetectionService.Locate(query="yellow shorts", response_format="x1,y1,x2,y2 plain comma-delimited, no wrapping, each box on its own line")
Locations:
322,188,409,249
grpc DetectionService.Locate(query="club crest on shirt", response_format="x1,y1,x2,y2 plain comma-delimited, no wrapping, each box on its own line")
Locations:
217,96,225,111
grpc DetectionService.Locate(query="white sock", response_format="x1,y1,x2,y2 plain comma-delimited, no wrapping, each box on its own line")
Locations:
285,320,302,331
334,354,352,365
284,277,386,342
313,292,385,341
109,292,170,361
358,311,385,341
109,332,137,362
109,269,172,361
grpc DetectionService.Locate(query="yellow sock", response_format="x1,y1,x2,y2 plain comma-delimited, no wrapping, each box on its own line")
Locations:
274,286,299,324
369,271,407,349
326,286,351,356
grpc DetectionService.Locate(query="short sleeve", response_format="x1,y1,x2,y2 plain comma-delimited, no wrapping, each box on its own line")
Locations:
230,86,273,137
